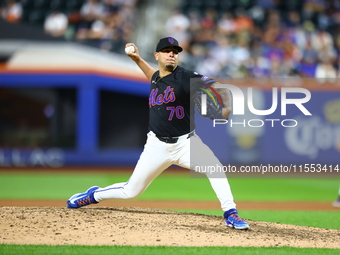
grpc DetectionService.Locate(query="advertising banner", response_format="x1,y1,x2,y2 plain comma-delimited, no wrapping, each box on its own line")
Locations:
195,80,340,166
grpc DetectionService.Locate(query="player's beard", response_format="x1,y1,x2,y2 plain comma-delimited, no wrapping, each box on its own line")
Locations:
165,64,175,71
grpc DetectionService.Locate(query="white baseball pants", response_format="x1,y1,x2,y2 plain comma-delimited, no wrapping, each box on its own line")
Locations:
94,131,236,212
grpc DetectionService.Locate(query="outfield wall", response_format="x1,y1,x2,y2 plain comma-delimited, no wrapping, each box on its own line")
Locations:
196,80,340,165
0,71,339,167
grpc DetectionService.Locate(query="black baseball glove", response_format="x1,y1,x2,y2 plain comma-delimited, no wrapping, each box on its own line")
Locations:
194,84,223,120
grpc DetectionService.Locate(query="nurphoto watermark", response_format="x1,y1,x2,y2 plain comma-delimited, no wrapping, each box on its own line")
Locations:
200,84,312,128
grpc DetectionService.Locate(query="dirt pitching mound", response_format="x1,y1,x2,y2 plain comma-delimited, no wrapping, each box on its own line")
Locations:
0,206,339,248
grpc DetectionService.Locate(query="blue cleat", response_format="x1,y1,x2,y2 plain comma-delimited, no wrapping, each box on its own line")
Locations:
67,186,99,208
224,209,249,230
333,198,340,207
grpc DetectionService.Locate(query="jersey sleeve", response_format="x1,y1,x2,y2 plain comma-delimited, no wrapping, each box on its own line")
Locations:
182,69,217,94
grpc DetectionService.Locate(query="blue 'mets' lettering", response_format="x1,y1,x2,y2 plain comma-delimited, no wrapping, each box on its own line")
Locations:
149,86,176,107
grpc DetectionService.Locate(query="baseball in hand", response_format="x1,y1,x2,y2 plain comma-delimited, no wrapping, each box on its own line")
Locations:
125,46,135,54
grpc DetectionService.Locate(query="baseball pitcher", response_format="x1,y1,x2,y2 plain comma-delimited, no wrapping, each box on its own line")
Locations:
67,37,249,230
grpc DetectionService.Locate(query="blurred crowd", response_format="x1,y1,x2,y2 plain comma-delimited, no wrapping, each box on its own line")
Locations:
1,0,340,78
166,0,340,79
0,0,139,53
73,0,138,52
0,0,22,23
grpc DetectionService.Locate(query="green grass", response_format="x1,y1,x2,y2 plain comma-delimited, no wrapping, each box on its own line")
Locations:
1,172,339,230
0,172,339,254
0,245,338,255
175,209,340,230
0,172,338,202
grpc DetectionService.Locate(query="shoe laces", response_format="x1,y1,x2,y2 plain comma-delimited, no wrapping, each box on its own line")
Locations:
77,196,91,206
230,213,243,221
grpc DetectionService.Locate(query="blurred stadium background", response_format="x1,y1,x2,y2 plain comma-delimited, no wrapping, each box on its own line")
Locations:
0,0,339,168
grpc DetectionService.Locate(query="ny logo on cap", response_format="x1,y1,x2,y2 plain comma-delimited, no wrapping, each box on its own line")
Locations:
168,38,174,44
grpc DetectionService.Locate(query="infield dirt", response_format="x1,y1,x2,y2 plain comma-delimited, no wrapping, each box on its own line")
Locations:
1,206,339,248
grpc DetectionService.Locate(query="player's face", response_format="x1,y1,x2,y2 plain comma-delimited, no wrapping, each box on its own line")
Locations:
155,47,179,71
